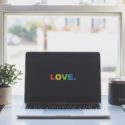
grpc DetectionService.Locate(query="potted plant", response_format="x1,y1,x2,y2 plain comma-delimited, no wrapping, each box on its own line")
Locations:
0,64,22,105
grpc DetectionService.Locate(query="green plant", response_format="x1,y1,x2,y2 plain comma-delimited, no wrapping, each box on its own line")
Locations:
0,64,22,87
9,21,43,42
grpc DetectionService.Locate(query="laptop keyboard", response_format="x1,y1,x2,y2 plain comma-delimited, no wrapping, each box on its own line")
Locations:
26,104,100,109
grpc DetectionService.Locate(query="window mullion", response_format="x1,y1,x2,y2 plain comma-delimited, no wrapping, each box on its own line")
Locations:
0,11,4,65
121,11,125,76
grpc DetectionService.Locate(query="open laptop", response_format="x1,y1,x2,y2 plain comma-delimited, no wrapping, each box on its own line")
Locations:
17,52,109,119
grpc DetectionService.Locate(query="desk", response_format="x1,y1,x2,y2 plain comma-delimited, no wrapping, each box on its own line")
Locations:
0,95,125,125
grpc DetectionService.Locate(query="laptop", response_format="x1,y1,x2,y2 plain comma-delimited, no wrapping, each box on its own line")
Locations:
17,52,109,119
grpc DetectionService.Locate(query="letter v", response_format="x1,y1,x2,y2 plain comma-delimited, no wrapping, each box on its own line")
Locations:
62,74,68,80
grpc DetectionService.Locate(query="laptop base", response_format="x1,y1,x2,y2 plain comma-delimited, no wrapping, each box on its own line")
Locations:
17,109,110,119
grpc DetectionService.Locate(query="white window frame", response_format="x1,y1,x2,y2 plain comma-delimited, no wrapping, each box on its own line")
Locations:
0,5,125,75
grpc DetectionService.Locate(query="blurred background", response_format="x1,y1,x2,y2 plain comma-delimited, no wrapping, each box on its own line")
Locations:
4,0,122,95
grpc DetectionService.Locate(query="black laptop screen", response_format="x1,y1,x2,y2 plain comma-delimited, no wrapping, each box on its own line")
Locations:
25,52,101,103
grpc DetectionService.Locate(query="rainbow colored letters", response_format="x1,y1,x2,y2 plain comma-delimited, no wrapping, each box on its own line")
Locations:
50,73,76,81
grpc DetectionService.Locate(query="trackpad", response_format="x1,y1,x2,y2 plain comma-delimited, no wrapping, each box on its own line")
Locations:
43,109,84,116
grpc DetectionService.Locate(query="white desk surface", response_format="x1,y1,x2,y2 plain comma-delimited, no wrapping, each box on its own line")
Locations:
0,95,125,125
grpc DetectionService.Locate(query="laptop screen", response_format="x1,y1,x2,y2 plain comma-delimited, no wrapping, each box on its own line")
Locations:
25,52,101,103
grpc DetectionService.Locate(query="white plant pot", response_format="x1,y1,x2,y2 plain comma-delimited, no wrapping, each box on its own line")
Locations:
0,0,7,4
0,86,11,105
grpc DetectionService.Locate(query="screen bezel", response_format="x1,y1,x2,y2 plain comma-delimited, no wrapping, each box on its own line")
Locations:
25,52,101,104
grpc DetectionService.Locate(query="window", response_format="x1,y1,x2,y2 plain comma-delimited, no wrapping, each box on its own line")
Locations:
0,5,125,95
7,0,124,5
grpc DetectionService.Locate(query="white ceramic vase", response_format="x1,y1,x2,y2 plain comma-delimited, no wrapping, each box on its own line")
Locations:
0,86,11,105
0,0,7,4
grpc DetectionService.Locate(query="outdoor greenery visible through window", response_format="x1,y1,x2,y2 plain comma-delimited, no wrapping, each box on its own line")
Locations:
6,15,120,95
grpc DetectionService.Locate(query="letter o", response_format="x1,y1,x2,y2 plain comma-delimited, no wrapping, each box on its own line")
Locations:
55,74,61,80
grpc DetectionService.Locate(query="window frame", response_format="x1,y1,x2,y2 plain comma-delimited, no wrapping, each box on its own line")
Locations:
0,5,125,76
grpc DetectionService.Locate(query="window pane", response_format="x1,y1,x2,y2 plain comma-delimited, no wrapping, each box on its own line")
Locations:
7,0,122,5
6,15,120,95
